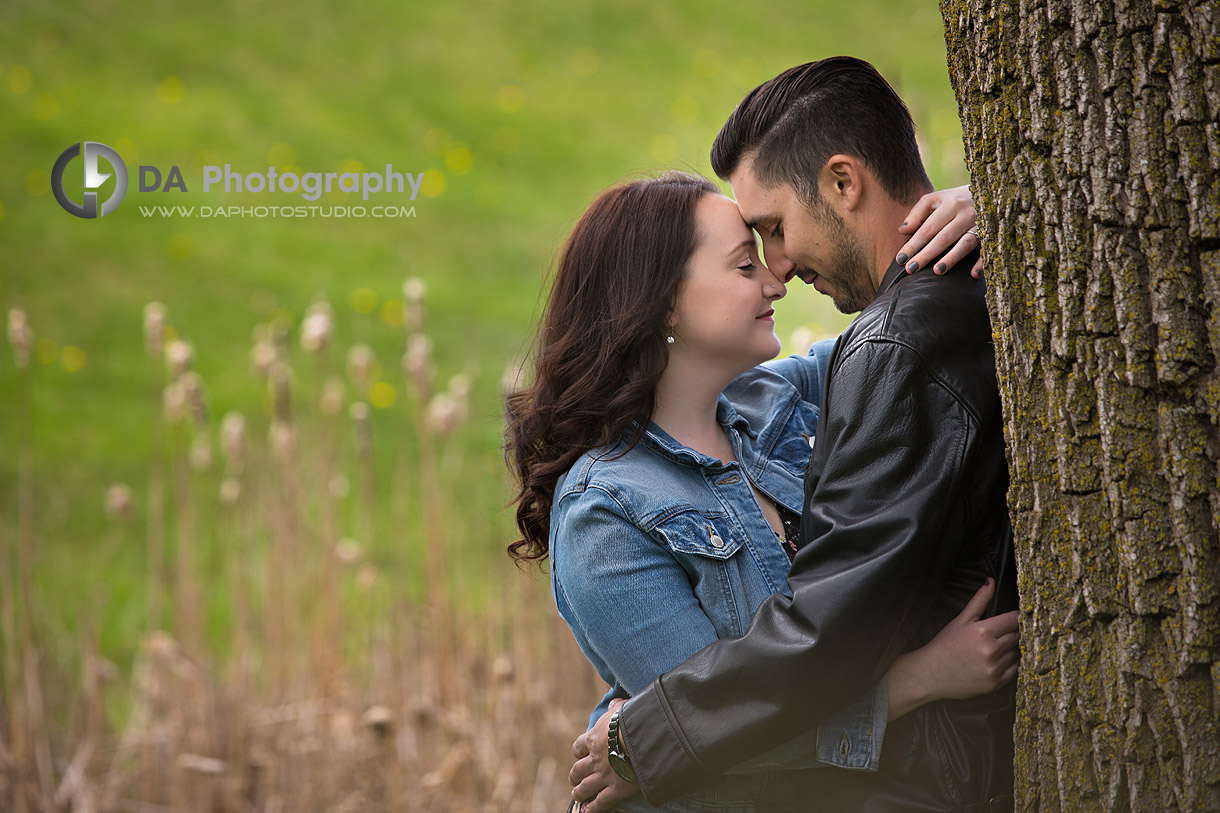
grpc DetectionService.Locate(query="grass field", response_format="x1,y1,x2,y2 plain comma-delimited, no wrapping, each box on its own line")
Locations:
0,1,971,807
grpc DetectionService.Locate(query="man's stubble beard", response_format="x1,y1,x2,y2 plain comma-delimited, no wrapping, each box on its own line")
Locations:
815,204,876,315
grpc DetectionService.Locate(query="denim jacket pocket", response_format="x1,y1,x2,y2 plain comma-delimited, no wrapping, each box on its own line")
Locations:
652,510,749,638
653,509,743,560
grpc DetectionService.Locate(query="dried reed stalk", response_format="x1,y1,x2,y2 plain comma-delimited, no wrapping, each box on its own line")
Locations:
9,311,55,808
3,297,612,813
144,303,167,634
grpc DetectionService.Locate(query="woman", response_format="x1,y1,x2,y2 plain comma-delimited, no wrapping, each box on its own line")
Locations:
506,172,1017,812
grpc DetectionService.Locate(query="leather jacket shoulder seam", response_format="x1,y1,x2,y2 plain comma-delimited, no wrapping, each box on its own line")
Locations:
834,336,983,427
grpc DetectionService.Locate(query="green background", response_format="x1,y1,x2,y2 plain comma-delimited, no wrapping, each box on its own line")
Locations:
0,0,969,671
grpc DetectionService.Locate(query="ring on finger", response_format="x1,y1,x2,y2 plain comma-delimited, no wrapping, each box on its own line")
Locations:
968,226,980,237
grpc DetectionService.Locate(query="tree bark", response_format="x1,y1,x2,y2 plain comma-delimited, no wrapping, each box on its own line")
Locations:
941,0,1220,809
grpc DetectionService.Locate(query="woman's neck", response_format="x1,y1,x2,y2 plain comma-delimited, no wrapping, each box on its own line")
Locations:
652,357,738,462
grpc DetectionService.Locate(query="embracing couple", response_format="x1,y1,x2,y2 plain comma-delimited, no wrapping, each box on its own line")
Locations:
506,56,1018,812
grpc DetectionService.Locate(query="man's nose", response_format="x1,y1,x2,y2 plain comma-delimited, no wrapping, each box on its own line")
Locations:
761,240,794,281
769,254,796,283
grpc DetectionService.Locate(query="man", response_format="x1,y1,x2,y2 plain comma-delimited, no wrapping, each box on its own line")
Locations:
572,56,1018,811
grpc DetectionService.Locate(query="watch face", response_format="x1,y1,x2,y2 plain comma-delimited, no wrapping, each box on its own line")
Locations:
608,752,636,784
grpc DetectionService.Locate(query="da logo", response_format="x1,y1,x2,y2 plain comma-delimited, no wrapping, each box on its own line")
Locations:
51,141,129,218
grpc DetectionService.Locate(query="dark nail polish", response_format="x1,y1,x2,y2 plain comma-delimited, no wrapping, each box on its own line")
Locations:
935,263,946,274
901,221,908,227
896,253,908,265
906,261,919,272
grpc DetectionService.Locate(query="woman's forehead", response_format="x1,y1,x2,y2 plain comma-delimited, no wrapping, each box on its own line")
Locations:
695,194,753,248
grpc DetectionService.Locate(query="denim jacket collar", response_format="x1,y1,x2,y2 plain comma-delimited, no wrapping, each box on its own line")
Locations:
632,394,757,469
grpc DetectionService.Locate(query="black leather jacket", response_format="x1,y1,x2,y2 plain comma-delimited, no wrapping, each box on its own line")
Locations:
620,255,1018,811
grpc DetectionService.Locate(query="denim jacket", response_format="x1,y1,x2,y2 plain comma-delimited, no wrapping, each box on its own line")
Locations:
550,340,888,807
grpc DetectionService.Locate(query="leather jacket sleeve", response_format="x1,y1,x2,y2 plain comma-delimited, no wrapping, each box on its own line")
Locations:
620,336,984,805
554,474,889,773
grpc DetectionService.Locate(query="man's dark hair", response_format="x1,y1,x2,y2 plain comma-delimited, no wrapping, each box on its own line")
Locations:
711,56,932,207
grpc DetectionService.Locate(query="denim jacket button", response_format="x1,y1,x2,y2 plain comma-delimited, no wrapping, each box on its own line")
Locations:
707,527,725,549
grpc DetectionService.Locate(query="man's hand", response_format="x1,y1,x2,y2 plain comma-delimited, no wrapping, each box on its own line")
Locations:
569,698,638,812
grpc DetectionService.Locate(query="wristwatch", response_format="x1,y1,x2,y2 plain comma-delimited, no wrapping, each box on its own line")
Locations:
607,709,637,783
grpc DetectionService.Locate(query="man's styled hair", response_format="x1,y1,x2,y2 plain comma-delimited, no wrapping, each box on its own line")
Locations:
711,56,932,207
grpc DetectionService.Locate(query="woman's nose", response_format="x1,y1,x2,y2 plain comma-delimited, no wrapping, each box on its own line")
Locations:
765,270,787,299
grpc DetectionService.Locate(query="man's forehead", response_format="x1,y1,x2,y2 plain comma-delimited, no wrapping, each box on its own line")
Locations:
728,156,761,194
729,169,783,227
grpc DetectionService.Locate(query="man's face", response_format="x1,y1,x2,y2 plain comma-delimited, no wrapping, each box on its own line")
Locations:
729,155,876,314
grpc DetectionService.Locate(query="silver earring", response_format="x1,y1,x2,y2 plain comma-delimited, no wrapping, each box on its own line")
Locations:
666,330,675,344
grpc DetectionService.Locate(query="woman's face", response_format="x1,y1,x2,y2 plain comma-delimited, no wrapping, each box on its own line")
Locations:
669,194,787,372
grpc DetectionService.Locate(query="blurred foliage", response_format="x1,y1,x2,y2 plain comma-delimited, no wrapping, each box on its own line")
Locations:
0,0,969,666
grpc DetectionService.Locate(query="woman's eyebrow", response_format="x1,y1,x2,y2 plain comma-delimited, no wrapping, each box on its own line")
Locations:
724,237,756,257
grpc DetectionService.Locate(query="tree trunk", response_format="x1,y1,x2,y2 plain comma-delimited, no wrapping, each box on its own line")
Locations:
941,1,1220,809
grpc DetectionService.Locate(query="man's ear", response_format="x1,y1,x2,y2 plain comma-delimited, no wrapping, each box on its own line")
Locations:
820,154,862,212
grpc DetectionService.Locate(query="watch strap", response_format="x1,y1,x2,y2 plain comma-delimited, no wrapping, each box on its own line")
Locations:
607,709,637,783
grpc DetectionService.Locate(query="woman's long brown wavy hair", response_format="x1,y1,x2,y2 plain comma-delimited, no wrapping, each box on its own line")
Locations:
505,171,719,563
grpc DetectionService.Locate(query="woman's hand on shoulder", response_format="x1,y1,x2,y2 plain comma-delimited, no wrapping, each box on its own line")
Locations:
885,578,1018,720
895,185,984,278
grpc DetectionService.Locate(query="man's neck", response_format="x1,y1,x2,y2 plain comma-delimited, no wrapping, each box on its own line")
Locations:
867,197,918,288
858,190,932,288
